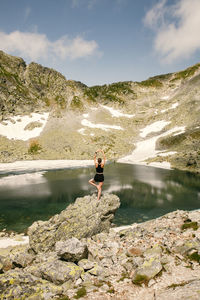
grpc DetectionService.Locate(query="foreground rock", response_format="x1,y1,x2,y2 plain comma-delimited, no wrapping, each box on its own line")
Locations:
1,197,200,299
28,193,120,253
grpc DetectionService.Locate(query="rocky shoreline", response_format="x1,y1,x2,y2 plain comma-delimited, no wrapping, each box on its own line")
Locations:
0,193,200,299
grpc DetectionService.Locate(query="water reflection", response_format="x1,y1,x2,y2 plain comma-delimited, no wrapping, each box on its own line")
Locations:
0,163,199,232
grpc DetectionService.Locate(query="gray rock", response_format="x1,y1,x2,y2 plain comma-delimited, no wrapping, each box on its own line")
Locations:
11,251,35,268
156,279,200,300
78,259,96,270
143,244,163,258
55,237,88,262
132,258,162,284
38,260,84,284
0,269,63,299
28,193,120,253
175,240,200,255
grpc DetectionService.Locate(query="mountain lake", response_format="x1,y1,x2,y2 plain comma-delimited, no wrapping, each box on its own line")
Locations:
0,163,199,232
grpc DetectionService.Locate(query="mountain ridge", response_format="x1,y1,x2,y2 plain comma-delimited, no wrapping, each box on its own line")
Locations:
0,50,199,173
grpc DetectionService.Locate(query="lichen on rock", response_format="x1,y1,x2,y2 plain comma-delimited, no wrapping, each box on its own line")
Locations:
28,193,120,253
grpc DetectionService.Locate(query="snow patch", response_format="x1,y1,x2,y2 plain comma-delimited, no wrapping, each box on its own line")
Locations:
100,105,134,118
0,160,94,174
161,95,170,100
171,102,179,109
148,162,171,169
81,119,123,131
172,126,185,136
140,121,170,138
161,102,179,113
0,113,49,141
77,128,86,135
118,125,185,169
157,151,177,157
0,236,29,248
83,113,89,118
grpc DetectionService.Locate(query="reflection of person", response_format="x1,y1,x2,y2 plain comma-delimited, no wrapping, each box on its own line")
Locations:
89,149,106,200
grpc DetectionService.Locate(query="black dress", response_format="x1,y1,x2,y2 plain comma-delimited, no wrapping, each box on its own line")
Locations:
94,164,104,182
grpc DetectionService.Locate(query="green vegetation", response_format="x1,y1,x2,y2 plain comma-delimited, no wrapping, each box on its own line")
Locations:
118,272,130,282
58,296,70,300
70,96,83,109
153,73,172,80
138,78,163,88
74,287,87,299
168,281,190,289
107,287,115,294
132,274,148,285
28,139,42,154
55,95,66,109
188,251,200,263
43,97,51,107
84,81,133,104
171,63,200,81
181,222,198,231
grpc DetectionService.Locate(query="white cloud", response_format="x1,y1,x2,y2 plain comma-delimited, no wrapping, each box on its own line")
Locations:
53,36,98,59
0,31,49,61
144,0,200,63
144,0,167,28
0,30,99,61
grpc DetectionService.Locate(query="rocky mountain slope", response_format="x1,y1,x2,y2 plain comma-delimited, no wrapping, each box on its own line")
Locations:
0,50,200,172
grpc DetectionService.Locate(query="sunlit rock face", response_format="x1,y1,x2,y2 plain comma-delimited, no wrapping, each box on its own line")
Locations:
28,193,120,253
0,50,200,172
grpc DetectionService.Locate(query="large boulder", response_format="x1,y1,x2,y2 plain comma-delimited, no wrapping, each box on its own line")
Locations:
28,193,120,253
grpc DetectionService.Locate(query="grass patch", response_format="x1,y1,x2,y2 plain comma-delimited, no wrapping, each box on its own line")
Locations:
118,272,130,282
132,274,148,285
84,81,133,104
188,251,200,263
93,280,104,288
168,281,190,289
70,96,83,110
107,288,115,294
171,63,200,81
55,95,66,109
28,139,42,154
181,222,198,231
74,287,87,299
137,78,163,88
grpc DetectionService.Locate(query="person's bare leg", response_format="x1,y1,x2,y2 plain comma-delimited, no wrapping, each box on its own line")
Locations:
89,179,98,189
97,182,103,200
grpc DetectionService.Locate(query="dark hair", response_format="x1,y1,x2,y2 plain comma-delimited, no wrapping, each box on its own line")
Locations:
98,157,102,164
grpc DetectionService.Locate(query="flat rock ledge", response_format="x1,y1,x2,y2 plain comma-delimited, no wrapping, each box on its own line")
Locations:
1,197,200,299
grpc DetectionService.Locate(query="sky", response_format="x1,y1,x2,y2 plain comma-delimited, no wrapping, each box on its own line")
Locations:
0,0,200,86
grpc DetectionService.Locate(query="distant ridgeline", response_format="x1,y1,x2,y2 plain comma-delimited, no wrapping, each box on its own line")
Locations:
0,50,200,173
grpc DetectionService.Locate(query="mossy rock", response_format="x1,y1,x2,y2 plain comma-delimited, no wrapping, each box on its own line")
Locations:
74,286,87,299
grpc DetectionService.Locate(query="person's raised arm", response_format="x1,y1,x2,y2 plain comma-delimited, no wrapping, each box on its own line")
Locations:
94,151,97,166
101,149,106,166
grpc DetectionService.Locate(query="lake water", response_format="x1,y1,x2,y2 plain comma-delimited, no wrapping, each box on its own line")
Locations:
0,163,199,232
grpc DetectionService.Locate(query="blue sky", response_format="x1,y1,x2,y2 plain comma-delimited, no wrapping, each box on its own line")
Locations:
0,0,200,86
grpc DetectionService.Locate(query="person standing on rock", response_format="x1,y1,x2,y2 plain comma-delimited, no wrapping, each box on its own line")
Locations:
89,149,106,200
